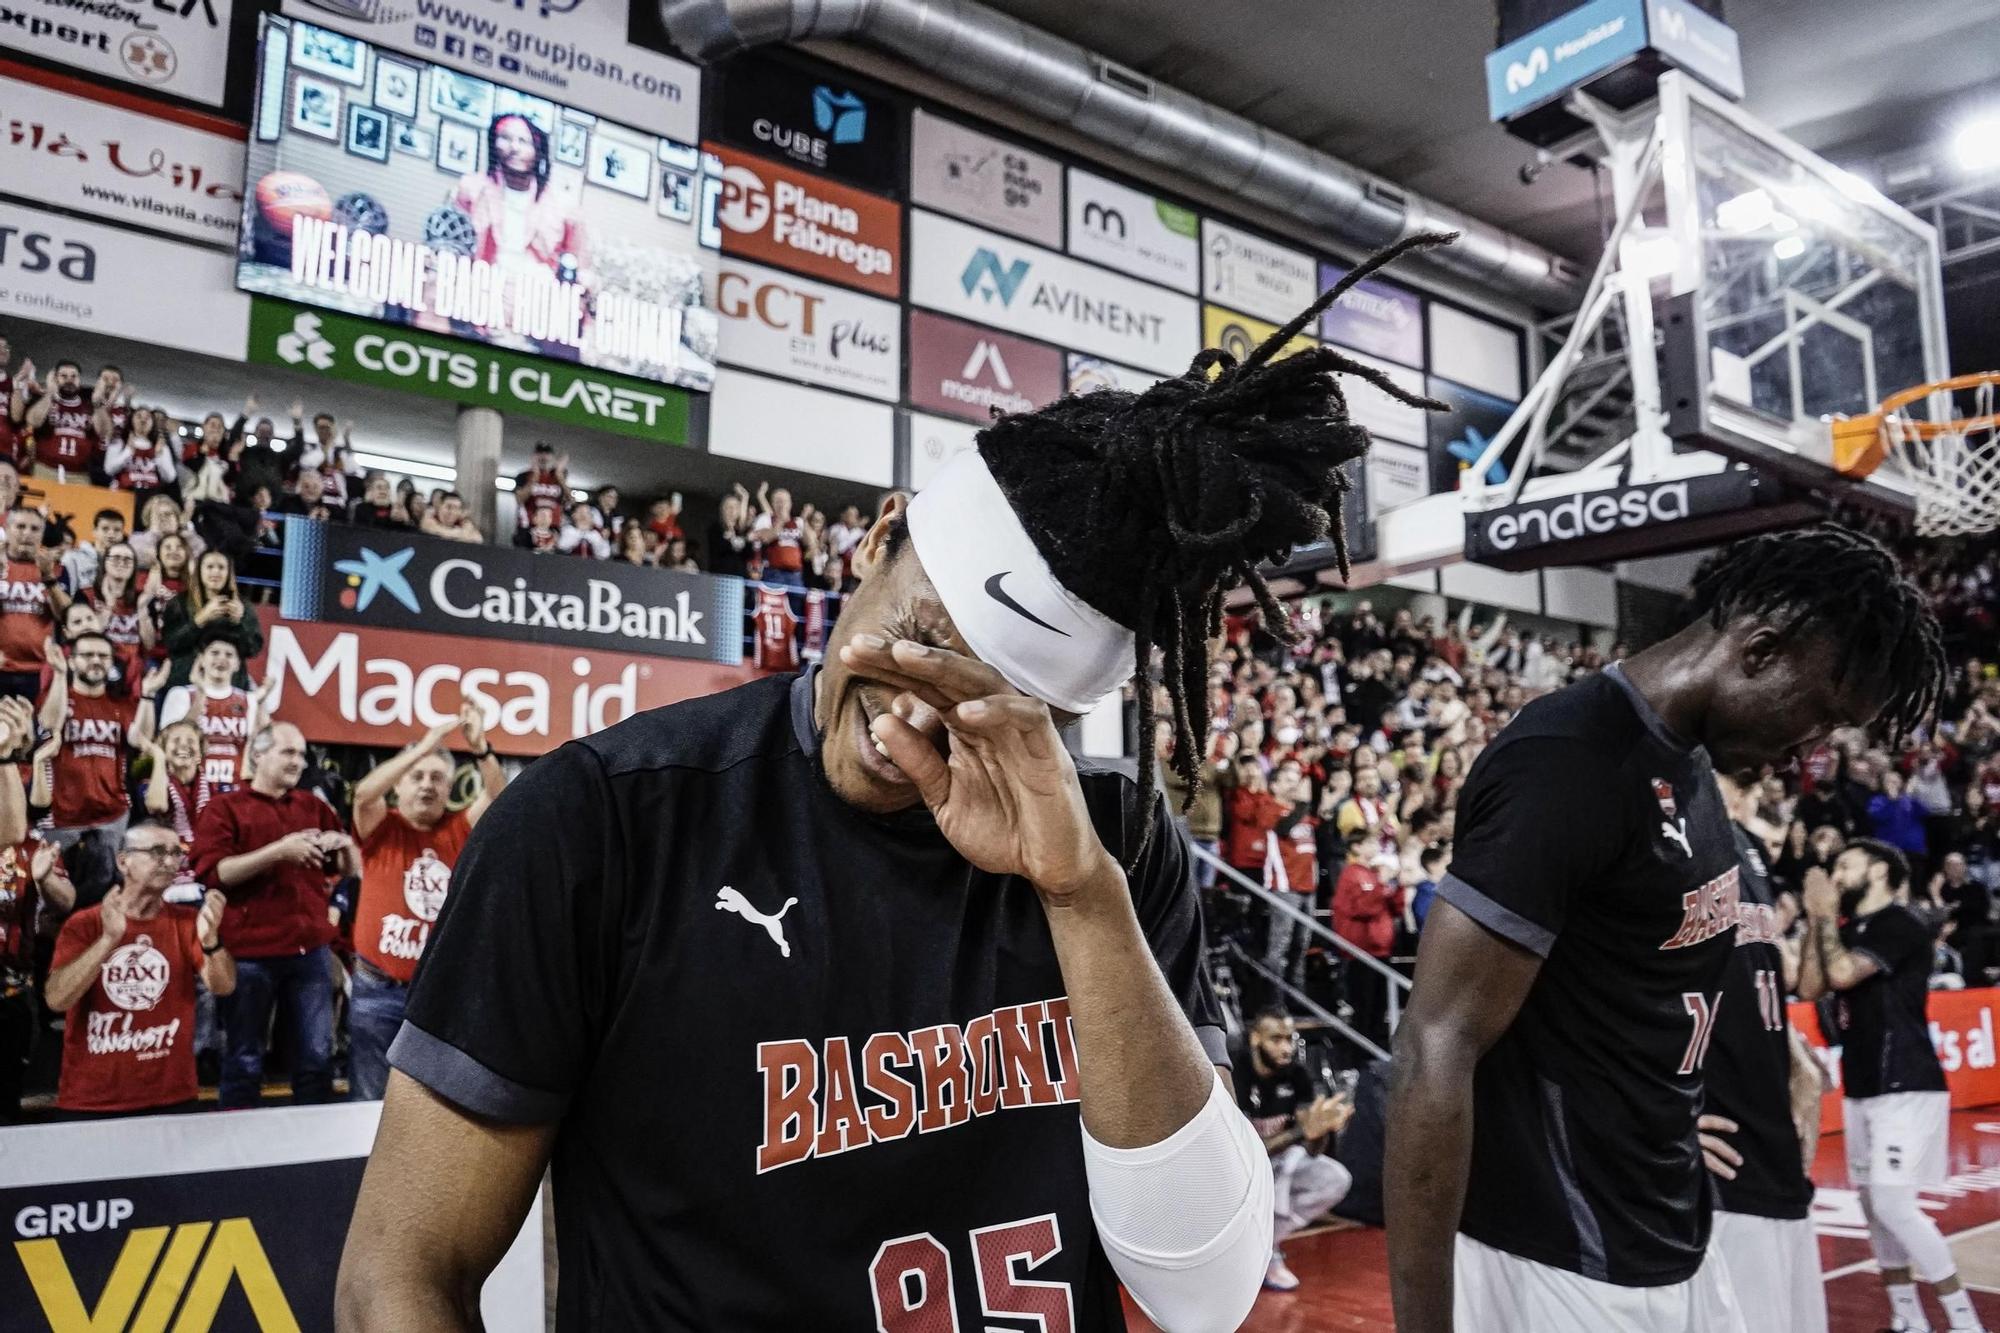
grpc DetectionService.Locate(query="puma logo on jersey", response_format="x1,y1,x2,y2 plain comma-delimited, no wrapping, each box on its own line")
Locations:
1661,818,1693,859
716,886,799,958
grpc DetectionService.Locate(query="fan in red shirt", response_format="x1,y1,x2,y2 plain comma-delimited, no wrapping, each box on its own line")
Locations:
190,721,358,1109
0,506,67,700
38,632,162,907
1260,759,1321,988
1332,830,1404,1047
81,541,151,693
140,718,212,849
0,694,69,1121
751,487,812,589
159,636,257,792
348,704,508,1101
512,442,569,533
21,360,99,480
45,820,232,1116
1224,753,1286,881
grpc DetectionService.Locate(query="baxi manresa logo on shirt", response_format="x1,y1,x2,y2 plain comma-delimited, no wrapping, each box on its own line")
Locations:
101,935,170,1011
402,849,451,922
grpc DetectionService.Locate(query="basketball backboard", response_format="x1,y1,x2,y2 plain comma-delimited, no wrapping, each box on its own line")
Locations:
1658,72,1947,508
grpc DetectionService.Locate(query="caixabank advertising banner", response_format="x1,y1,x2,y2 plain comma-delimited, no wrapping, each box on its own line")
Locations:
1,1103,542,1331
278,518,744,664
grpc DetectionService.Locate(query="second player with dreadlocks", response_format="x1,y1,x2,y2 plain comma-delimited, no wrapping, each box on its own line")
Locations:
340,235,1454,1331
1386,522,1946,1333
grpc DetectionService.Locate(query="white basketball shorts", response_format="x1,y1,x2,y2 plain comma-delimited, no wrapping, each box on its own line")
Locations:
1453,1233,1746,1333
1844,1091,1951,1188
1710,1210,1827,1333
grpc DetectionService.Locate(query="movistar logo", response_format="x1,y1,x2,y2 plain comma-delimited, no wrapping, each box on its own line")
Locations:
961,249,1030,305
276,312,335,370
1505,45,1550,92
333,546,419,613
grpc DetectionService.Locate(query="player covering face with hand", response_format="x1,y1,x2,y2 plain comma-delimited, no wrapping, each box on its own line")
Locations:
337,234,1460,1332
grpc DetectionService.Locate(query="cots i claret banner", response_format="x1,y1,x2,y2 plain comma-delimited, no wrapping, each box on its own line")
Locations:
238,14,720,394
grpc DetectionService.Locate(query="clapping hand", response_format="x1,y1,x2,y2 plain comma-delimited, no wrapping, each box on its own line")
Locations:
290,399,305,422
99,884,131,943
1802,867,1839,919
42,635,63,670
0,695,33,756
141,660,171,699
197,889,226,951
458,701,487,750
1299,1094,1352,1140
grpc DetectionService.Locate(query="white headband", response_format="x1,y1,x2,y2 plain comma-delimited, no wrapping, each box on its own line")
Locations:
906,449,1136,715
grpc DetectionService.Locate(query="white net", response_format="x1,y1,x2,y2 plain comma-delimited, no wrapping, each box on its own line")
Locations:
1885,378,2000,538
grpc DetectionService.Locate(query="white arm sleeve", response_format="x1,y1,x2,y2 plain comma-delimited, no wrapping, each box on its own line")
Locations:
1081,1070,1272,1333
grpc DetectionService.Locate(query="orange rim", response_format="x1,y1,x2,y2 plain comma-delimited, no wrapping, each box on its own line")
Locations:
1871,371,2000,441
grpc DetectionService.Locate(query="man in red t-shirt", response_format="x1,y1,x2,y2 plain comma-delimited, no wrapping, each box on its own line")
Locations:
191,721,357,1109
0,506,67,701
0,694,67,1121
1261,759,1320,988
512,442,568,533
39,631,160,907
45,820,231,1116
347,704,507,1100
21,360,98,480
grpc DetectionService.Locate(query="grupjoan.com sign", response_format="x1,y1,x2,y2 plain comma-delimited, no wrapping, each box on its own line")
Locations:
246,298,690,444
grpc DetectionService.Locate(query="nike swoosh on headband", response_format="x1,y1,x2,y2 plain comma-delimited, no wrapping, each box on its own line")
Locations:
984,571,1070,637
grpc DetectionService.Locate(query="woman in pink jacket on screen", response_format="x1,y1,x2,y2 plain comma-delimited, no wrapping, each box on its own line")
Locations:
449,112,592,360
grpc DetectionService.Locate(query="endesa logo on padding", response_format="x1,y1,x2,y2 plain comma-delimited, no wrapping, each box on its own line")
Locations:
709,143,902,298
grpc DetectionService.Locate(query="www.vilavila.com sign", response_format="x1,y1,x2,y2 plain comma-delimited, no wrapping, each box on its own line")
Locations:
280,520,744,665
246,299,691,445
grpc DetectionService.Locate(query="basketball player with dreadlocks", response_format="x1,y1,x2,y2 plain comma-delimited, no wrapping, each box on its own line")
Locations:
335,233,1457,1331
1386,524,1945,1333
1799,840,1985,1333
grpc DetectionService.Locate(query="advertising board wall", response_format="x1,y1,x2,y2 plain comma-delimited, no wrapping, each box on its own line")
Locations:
0,0,235,108
715,56,900,193
0,61,243,248
0,200,247,358
906,309,1063,424
907,109,1061,248
1066,167,1199,294
909,209,1198,376
247,299,690,443
1201,219,1316,326
711,142,901,298
711,257,901,402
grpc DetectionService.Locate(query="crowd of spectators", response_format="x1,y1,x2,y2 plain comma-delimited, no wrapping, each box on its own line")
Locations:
1169,531,2000,1056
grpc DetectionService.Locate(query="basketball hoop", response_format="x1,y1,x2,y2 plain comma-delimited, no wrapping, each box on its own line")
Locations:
1832,372,2000,537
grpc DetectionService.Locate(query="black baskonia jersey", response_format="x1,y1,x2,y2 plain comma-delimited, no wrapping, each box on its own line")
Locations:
1440,665,1740,1286
1836,903,1946,1100
1705,823,1814,1219
391,670,1225,1331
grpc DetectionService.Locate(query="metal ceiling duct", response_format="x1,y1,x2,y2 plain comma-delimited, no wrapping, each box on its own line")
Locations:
660,0,1586,309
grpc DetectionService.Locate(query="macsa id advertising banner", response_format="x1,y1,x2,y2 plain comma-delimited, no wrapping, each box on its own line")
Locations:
239,14,718,392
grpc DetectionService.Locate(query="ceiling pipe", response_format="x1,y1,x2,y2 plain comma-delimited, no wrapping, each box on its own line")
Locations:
660,0,1586,309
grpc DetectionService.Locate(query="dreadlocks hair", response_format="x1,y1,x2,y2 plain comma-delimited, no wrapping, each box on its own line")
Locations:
972,229,1459,861
1688,523,1947,743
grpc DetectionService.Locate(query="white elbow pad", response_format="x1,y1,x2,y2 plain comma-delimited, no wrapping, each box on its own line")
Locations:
1081,1070,1272,1333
